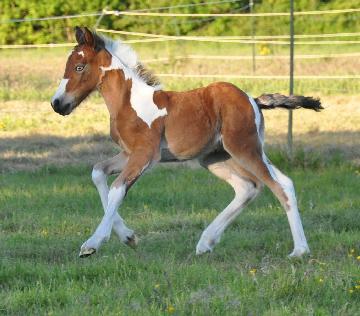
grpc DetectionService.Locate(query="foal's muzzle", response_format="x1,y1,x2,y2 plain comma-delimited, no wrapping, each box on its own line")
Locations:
51,98,73,116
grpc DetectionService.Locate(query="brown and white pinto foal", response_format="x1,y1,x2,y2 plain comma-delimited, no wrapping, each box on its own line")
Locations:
51,27,322,258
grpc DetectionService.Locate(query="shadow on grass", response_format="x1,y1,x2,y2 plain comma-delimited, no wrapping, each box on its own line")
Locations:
1,129,359,172
0,133,117,172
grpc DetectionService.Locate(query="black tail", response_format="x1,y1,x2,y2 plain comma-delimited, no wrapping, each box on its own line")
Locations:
255,93,323,112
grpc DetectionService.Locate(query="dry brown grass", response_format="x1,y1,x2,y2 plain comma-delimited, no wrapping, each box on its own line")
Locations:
1,45,359,102
0,95,358,171
1,45,359,171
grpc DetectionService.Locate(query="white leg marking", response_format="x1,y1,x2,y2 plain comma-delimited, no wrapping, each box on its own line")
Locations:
268,165,310,257
80,185,131,256
91,169,133,242
248,93,310,257
196,169,259,255
51,78,69,103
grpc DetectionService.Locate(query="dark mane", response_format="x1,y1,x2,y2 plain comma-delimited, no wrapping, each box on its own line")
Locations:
135,63,161,87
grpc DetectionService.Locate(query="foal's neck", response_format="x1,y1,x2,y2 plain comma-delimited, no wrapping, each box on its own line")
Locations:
99,70,132,118
99,69,160,120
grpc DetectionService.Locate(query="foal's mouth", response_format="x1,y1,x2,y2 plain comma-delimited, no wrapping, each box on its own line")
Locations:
51,99,77,116
57,104,73,116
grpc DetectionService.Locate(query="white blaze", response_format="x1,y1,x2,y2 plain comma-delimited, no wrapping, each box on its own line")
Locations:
52,79,69,103
78,51,85,57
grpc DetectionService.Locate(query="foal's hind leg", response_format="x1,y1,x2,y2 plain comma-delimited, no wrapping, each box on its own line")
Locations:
196,153,262,254
265,161,310,257
91,152,137,247
223,138,310,257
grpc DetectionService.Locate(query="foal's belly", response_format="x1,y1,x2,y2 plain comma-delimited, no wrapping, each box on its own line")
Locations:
163,126,221,160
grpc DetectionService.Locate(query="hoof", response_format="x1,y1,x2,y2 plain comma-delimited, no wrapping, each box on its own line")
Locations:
125,234,138,249
79,247,96,258
288,246,310,258
196,248,212,255
196,241,213,255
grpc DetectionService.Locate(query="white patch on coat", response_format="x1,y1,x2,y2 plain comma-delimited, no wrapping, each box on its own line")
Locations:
99,53,132,80
100,38,142,81
247,94,277,180
100,36,166,127
130,81,167,127
52,79,69,103
78,51,85,57
248,95,262,142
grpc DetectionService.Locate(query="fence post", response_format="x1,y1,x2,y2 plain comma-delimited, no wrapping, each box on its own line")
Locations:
288,0,294,158
250,0,256,73
94,7,107,29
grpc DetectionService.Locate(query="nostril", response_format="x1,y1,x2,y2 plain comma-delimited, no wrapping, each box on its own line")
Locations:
52,98,60,108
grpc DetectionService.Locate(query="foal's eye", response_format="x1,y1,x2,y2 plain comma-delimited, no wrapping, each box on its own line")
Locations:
75,65,85,72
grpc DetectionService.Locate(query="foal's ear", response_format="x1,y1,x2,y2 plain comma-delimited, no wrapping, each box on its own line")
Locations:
75,26,104,52
75,26,95,47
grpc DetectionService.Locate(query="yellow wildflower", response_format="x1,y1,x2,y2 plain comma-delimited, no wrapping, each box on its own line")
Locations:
249,268,257,276
166,304,175,314
355,285,360,290
318,278,324,283
259,45,271,56
154,284,160,289
350,249,355,254
349,289,354,294
41,229,48,237
357,256,360,261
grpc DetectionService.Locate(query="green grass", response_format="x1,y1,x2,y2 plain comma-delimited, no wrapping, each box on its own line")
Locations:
0,162,359,315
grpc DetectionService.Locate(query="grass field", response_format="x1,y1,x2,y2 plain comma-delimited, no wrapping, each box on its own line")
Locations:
0,162,359,315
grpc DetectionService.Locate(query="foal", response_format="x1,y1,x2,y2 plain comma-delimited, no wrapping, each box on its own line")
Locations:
51,27,322,258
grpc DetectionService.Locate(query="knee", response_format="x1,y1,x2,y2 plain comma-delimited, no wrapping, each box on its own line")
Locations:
247,179,263,199
91,166,106,185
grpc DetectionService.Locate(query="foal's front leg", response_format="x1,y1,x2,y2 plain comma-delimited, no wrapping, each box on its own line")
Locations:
92,152,136,244
79,151,153,257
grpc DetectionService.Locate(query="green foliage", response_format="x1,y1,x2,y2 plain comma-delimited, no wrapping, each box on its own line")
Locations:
0,0,359,44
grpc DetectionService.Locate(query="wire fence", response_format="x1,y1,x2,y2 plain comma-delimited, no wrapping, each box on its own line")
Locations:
104,7,360,17
95,28,360,45
0,6,359,91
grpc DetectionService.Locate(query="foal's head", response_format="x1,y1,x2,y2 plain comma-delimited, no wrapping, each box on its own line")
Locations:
51,27,109,115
